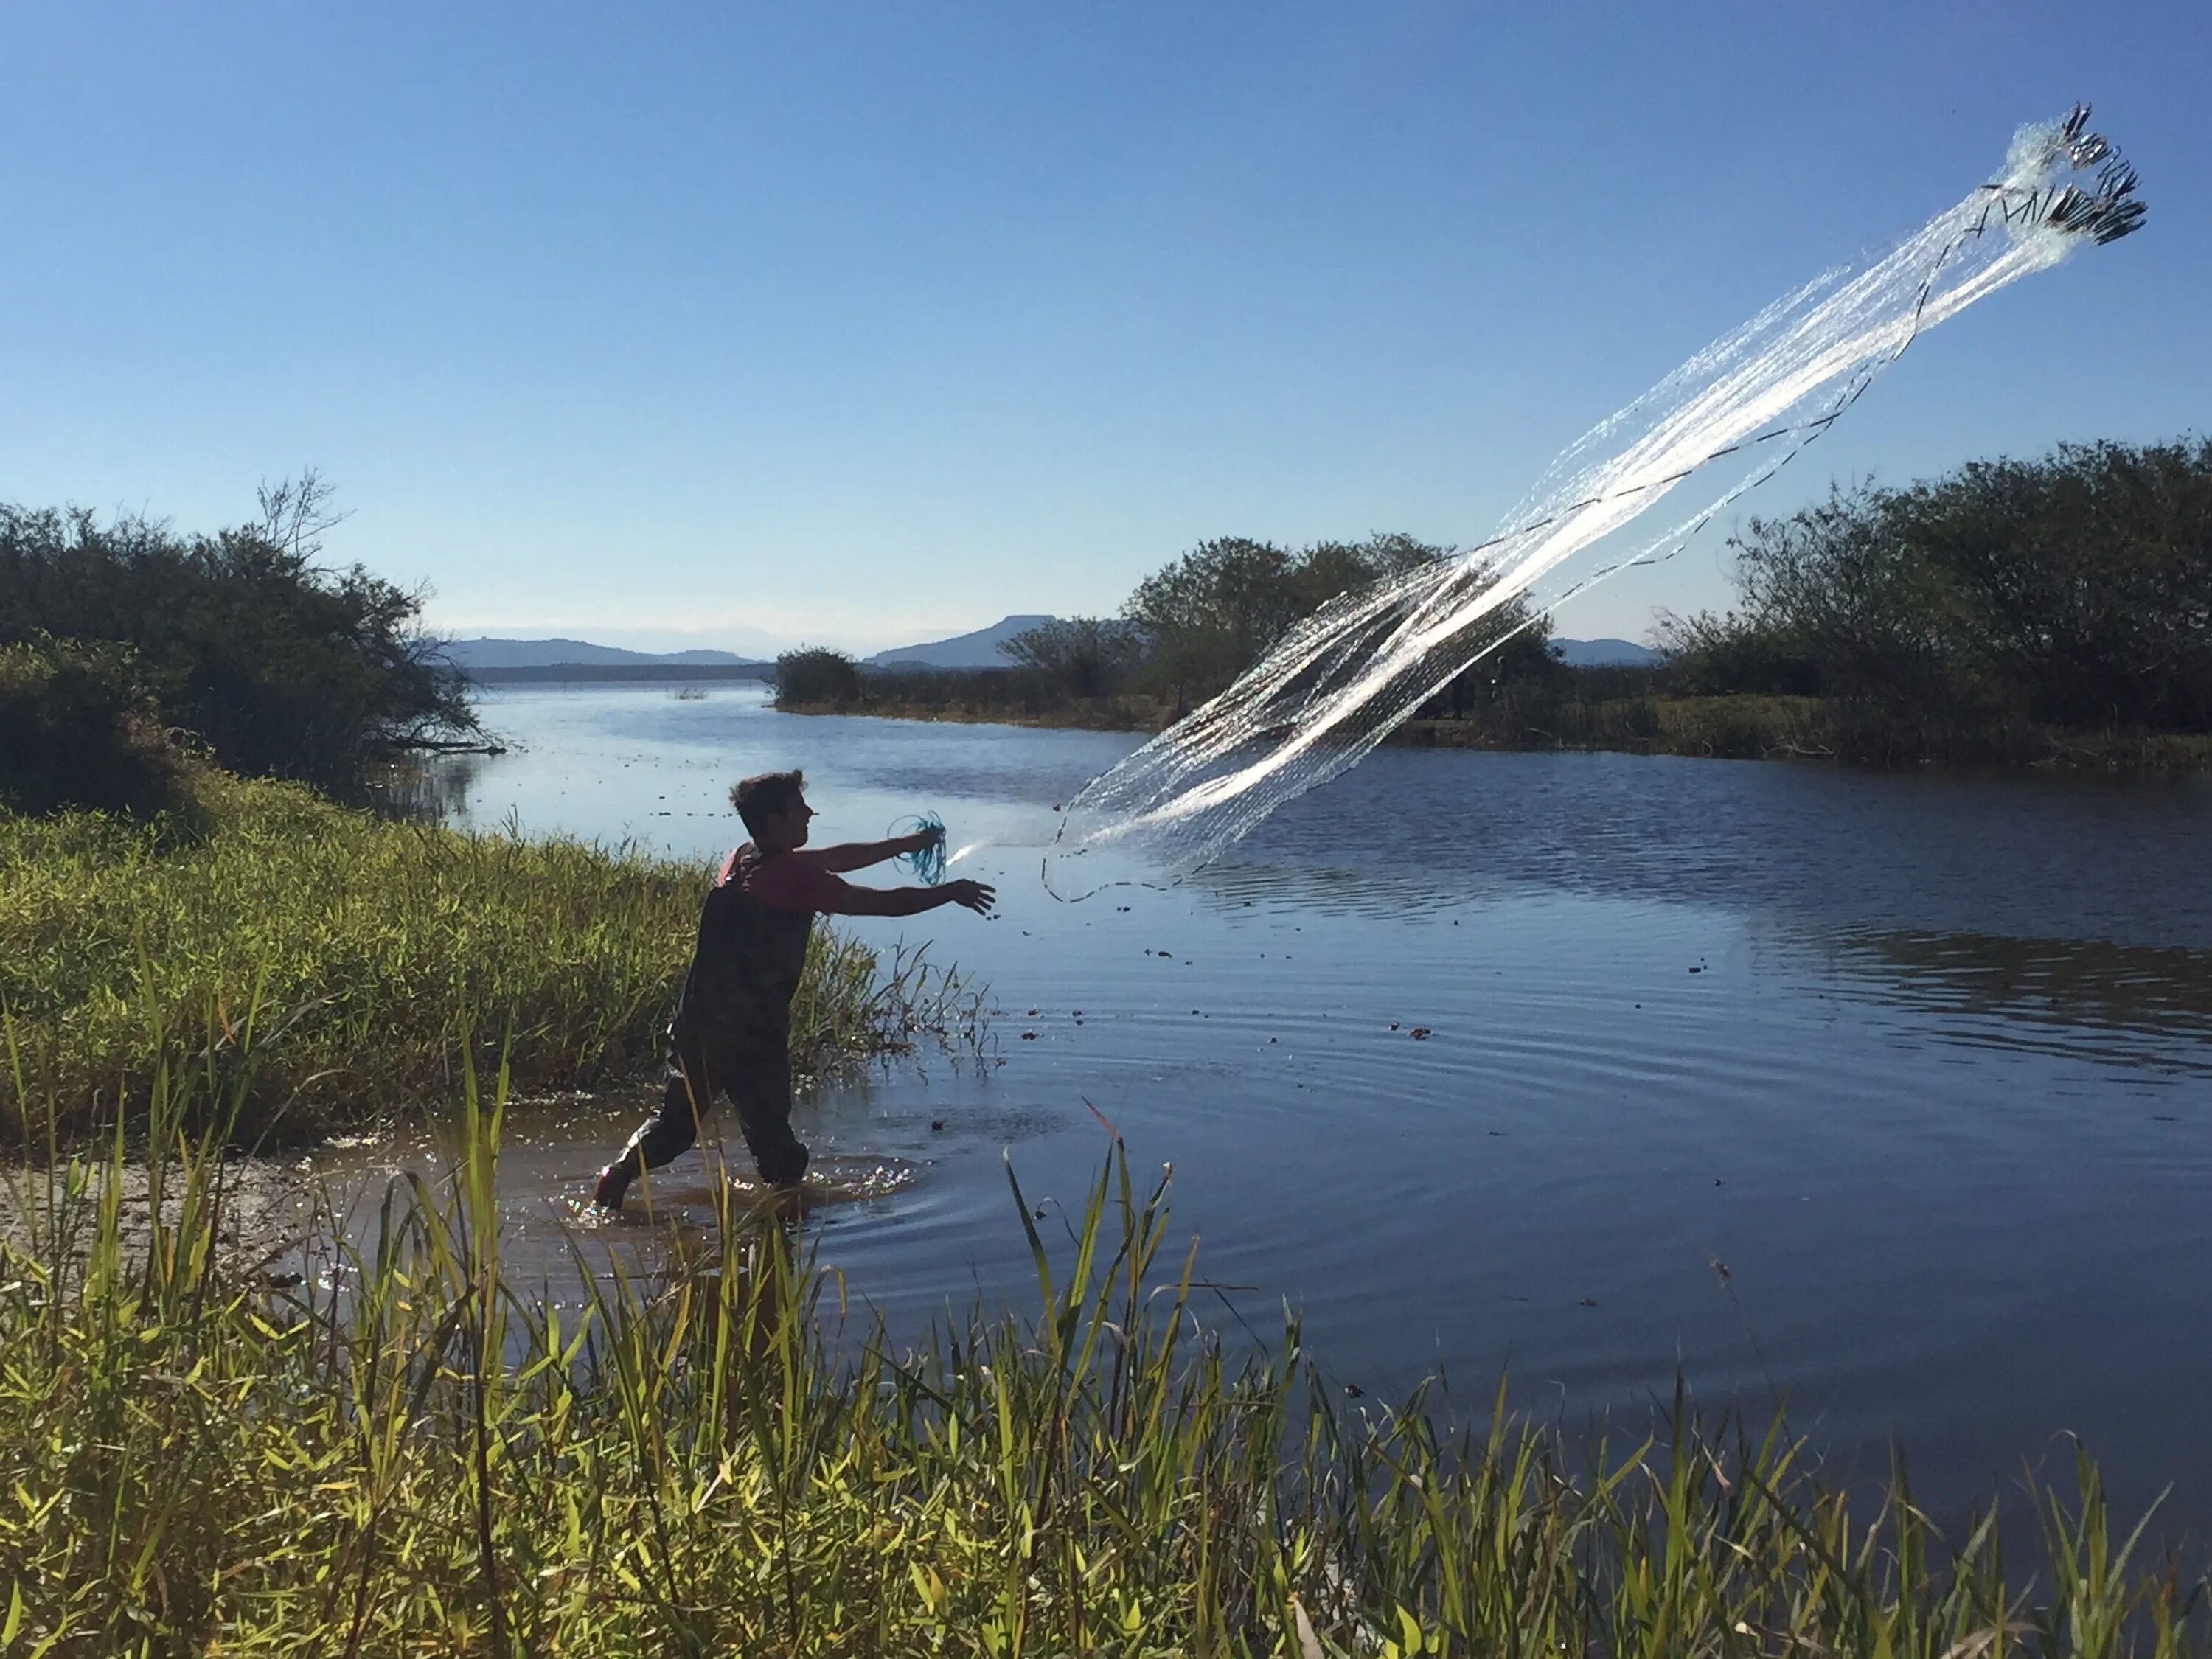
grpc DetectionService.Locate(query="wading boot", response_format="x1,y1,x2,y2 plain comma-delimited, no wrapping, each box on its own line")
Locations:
591,1164,632,1212
758,1140,810,1191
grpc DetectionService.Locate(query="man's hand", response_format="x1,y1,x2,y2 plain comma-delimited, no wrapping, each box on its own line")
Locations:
902,824,947,855
945,878,995,916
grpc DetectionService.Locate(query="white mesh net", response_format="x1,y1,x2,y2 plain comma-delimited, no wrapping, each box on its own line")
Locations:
1043,107,2144,900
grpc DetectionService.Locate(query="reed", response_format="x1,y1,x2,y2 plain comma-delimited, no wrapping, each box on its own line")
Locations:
0,773,982,1143
0,1054,2199,1656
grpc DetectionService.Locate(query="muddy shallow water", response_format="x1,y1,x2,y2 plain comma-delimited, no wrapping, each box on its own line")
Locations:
337,682,2212,1528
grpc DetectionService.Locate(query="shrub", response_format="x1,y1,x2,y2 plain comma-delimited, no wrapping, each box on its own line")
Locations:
1658,440,2212,734
999,616,1144,700
0,636,187,817
773,645,863,707
1124,535,1554,711
0,476,479,798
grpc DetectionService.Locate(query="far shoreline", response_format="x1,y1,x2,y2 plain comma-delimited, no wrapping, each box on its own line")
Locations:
773,694,2212,775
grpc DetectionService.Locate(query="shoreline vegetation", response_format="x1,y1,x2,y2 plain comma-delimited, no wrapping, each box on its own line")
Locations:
776,439,2212,775
1,770,984,1148
1,1089,2202,1654
777,681,2212,773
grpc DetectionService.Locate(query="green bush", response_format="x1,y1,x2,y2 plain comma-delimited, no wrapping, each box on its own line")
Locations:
1121,532,1534,708
773,645,864,707
1000,616,1145,700
0,636,187,817
1658,439,2212,734
0,479,478,798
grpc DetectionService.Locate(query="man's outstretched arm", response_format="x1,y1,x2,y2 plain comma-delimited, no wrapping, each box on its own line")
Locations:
828,879,995,918
796,829,937,874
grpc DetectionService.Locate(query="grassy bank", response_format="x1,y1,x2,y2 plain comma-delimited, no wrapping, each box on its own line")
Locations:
0,772,980,1143
0,1083,2199,1655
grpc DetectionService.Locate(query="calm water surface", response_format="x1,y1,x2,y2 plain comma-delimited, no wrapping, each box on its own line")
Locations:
353,683,2212,1526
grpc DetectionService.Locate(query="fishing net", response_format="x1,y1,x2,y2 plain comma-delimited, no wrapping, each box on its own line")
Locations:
891,811,948,884
1042,107,2145,899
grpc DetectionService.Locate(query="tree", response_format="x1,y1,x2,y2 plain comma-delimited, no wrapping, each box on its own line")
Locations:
773,647,863,707
1121,538,1298,704
1660,440,2212,733
1287,532,1442,617
0,477,478,798
1882,439,2212,728
999,617,1144,700
1121,534,1464,706
0,636,187,816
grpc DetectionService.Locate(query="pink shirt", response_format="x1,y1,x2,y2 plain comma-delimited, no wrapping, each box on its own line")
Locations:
719,844,864,916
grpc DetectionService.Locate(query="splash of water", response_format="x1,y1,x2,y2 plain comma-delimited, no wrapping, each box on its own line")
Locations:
1043,107,2144,900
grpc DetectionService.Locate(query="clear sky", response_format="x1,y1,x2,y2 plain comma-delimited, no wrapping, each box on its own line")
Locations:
2,2,2204,654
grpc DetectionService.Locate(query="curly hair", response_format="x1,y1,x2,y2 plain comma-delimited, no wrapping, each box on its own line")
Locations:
730,769,806,836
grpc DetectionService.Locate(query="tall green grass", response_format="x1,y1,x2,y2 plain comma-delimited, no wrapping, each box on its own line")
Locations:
0,773,981,1141
0,1059,2200,1655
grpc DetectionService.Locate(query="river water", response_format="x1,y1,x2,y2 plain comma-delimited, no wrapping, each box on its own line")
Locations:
356,681,2212,1526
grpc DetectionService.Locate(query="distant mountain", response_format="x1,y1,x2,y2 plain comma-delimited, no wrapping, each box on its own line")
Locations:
440,637,764,669
1554,637,1658,667
866,615,1057,669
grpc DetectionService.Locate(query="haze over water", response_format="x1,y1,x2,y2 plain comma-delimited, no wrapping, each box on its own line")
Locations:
378,682,2212,1529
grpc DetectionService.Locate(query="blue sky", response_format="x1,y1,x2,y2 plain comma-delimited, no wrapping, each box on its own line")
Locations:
2,2,2204,653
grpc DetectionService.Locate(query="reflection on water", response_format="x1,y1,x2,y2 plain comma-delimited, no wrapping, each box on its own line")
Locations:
1203,747,2212,949
368,684,2212,1531
1806,927,2212,1074
366,756,484,823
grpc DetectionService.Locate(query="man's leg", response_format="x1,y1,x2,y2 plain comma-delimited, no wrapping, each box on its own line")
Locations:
594,1039,713,1210
724,1043,809,1188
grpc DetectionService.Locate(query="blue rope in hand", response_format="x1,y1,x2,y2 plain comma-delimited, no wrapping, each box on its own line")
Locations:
891,811,947,885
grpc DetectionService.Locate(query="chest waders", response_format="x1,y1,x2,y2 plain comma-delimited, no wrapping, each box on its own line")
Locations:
597,874,815,1207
